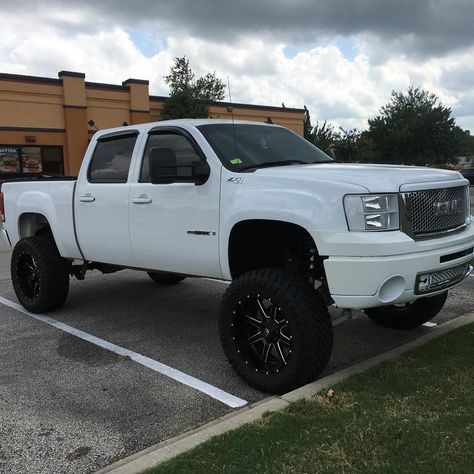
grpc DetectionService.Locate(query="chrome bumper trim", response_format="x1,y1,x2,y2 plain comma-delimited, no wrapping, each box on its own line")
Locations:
415,263,472,295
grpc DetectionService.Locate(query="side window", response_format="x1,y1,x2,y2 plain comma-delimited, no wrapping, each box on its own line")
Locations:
140,133,202,182
89,134,138,183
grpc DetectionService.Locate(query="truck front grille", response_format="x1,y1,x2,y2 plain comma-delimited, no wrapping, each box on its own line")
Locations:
401,186,469,238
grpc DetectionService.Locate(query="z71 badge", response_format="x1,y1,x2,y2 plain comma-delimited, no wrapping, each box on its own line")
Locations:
227,177,244,184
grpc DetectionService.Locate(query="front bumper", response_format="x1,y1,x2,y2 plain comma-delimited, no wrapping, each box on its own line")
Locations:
320,226,474,309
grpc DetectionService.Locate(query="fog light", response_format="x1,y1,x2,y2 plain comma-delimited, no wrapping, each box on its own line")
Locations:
378,275,406,303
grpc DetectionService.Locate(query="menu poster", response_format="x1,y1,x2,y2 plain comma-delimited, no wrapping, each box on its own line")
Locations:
0,147,20,173
22,147,42,174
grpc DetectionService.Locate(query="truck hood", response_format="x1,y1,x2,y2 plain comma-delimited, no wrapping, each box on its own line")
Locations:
251,163,465,192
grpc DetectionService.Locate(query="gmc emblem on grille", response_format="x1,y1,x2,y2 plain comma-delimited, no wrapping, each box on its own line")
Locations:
433,199,462,216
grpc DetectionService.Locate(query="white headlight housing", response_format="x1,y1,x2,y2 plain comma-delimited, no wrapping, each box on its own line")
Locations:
344,194,399,231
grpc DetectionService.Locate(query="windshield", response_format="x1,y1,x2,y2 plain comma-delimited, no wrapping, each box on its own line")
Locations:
197,124,332,171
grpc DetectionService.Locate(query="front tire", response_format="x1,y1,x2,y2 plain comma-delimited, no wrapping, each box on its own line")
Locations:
11,236,70,313
219,268,333,394
364,291,448,330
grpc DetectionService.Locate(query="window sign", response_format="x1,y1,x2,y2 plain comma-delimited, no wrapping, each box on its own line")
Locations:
22,147,43,174
0,147,20,173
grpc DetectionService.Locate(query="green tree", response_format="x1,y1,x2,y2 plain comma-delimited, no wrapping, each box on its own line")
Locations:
366,86,465,165
458,130,474,162
312,120,339,152
162,57,225,119
303,106,340,155
303,105,313,141
335,127,361,162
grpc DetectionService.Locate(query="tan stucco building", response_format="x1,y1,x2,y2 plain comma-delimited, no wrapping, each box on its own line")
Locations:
0,71,304,177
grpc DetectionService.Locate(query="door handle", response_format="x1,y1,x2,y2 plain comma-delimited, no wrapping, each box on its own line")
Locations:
132,194,152,204
79,194,95,202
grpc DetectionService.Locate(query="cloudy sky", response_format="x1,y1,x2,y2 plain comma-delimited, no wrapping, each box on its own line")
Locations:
1,0,474,132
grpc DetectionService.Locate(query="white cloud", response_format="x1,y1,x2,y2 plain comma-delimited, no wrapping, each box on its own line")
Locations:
0,7,473,132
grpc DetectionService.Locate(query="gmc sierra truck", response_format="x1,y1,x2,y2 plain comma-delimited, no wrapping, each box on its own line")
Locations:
1,119,473,394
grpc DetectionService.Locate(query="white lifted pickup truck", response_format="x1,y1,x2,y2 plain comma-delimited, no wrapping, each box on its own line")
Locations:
1,119,473,393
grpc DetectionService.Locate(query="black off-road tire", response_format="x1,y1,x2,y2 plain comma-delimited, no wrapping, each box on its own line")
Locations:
364,291,448,330
147,271,186,285
219,268,333,394
11,235,70,313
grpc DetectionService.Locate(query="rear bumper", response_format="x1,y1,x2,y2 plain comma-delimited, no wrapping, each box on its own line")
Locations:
0,228,11,249
321,226,474,309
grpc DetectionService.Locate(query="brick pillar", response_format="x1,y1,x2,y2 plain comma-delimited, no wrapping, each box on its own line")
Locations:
123,79,151,124
59,71,89,175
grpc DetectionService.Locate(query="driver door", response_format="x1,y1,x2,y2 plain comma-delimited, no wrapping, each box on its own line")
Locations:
129,128,222,278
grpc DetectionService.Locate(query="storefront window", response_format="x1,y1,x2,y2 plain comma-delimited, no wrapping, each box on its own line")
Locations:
42,147,64,175
0,146,63,177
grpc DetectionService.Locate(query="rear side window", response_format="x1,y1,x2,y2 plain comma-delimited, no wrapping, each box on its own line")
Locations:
89,134,138,183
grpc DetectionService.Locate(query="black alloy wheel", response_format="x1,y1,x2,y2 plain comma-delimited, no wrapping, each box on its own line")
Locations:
220,268,333,394
16,253,41,300
232,294,293,375
11,235,70,313
231,294,293,374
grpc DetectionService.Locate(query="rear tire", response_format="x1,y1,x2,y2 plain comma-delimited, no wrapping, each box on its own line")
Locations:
364,291,448,330
11,236,69,313
219,268,333,394
147,271,186,285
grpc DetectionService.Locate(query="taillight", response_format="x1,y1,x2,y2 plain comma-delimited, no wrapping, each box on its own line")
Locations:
0,190,4,222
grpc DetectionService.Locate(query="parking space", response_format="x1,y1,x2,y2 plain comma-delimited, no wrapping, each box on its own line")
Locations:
1,247,474,474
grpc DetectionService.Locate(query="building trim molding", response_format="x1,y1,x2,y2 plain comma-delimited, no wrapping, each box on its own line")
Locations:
149,95,304,113
58,71,86,79
123,78,149,86
0,126,66,133
85,81,129,92
0,72,61,86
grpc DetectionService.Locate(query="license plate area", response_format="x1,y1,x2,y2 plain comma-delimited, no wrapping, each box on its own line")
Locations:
415,263,472,295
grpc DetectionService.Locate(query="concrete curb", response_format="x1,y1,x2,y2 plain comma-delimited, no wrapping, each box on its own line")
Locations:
97,312,474,474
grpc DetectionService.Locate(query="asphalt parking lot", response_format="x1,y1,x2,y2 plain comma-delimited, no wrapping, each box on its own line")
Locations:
1,243,473,474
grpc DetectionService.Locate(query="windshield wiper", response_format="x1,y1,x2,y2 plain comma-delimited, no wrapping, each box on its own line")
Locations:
239,160,308,171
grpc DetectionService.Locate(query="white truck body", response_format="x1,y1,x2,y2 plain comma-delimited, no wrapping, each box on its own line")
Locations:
2,118,473,393
2,119,472,309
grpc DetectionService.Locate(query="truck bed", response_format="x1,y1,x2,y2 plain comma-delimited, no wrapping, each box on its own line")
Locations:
0,174,77,186
2,178,82,259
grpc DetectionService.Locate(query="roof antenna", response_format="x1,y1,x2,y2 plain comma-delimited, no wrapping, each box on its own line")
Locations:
227,76,239,164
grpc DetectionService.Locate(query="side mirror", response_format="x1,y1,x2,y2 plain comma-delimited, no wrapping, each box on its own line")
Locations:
149,147,210,185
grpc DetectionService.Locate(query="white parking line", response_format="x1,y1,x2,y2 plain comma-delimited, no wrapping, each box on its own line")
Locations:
0,296,247,409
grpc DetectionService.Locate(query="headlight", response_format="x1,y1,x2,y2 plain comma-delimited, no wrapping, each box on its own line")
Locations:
344,194,399,231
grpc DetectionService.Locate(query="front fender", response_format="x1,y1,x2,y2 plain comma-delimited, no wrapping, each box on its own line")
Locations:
219,170,363,279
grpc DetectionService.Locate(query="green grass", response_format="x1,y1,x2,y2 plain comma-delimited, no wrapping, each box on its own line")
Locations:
146,324,474,474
